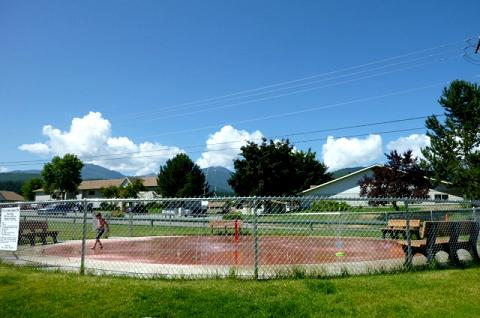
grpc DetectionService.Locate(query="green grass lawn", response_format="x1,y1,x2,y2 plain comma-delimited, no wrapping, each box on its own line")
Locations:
22,208,477,243
41,222,381,242
0,263,478,318
47,222,215,241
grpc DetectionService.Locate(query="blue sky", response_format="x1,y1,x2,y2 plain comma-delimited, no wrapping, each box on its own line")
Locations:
1,0,479,175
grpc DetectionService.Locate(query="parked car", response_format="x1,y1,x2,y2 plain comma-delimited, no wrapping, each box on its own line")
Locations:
126,203,147,213
184,206,208,217
37,203,73,215
75,203,94,212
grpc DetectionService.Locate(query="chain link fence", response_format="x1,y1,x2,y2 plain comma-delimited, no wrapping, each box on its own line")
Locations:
1,197,479,279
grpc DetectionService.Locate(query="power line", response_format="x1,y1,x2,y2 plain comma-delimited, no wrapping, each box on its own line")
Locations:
2,114,436,164
5,113,439,164
9,72,475,167
139,52,461,123
3,127,427,168
137,78,455,139
7,74,463,167
113,40,464,122
2,114,442,167
141,48,461,118
463,36,480,65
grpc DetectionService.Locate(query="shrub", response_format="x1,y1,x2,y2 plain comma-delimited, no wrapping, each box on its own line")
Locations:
99,202,118,211
146,202,164,213
310,200,352,212
99,202,124,217
109,209,125,218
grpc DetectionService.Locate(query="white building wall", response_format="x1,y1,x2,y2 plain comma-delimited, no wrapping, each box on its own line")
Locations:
35,193,52,201
302,168,464,206
429,185,463,201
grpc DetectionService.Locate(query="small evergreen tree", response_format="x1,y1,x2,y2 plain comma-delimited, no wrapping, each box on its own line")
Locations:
157,154,210,197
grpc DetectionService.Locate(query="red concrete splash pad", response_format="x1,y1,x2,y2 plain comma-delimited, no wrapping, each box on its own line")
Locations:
42,236,404,266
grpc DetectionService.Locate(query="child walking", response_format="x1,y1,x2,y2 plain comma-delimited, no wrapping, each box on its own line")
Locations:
91,212,109,249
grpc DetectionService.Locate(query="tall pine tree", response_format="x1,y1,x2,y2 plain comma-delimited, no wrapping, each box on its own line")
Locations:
422,80,480,199
157,154,210,197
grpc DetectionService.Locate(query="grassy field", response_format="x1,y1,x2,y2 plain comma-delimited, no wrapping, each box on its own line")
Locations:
29,220,381,243
0,263,478,318
21,207,476,244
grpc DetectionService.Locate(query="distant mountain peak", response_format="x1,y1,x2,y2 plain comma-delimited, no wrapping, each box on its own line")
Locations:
202,166,234,194
81,163,124,180
331,166,366,179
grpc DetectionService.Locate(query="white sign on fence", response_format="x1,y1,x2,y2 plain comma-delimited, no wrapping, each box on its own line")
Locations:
0,207,20,251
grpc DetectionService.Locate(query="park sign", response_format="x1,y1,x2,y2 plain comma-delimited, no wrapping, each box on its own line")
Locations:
0,206,20,251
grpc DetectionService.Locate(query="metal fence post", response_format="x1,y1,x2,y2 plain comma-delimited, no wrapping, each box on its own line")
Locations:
253,199,259,279
80,199,88,275
128,205,133,237
106,213,111,239
405,201,412,268
72,204,79,240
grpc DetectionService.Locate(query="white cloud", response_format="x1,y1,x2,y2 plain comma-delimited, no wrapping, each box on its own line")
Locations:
386,134,430,160
18,143,50,155
0,167,10,173
19,112,183,176
196,125,264,170
322,135,383,171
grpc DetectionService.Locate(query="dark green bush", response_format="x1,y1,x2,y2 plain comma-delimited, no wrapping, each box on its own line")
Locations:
146,202,164,213
109,209,125,218
99,202,119,211
310,200,352,212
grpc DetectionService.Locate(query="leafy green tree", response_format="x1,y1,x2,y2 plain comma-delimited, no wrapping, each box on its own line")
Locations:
100,185,121,198
21,178,44,201
359,150,431,209
157,154,210,197
120,179,146,198
422,80,480,199
228,139,331,196
41,154,84,199
101,179,146,198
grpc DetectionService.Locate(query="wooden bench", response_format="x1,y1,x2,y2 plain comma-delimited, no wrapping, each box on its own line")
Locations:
381,219,421,239
398,221,480,266
209,220,243,234
18,220,59,246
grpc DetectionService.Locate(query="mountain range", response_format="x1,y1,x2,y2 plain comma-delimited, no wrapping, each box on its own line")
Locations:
0,164,125,193
0,164,125,182
144,166,235,194
0,164,235,194
0,164,357,195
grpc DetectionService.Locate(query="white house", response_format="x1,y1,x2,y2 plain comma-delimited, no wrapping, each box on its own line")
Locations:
301,164,463,204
